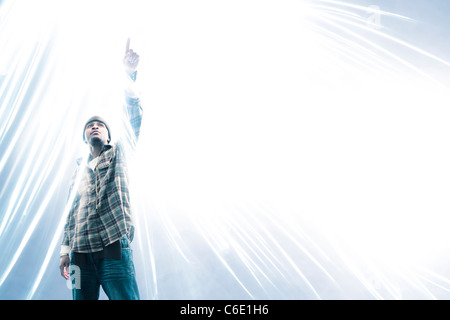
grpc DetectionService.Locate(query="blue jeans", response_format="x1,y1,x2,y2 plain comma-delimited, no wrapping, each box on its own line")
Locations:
70,236,140,300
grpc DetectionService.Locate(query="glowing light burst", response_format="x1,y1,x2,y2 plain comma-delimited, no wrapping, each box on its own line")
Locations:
1,0,450,299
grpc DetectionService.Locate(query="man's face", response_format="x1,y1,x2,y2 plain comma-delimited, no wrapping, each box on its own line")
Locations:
85,121,109,145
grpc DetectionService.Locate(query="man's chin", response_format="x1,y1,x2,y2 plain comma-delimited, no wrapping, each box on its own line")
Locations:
88,137,105,145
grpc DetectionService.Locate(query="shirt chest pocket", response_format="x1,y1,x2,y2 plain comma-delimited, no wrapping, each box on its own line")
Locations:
95,157,114,190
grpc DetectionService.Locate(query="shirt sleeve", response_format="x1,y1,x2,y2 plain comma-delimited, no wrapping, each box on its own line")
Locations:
120,70,144,151
60,166,81,251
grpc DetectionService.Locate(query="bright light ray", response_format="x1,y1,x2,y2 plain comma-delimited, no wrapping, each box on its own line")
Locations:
310,4,450,82
1,0,450,300
25,151,90,299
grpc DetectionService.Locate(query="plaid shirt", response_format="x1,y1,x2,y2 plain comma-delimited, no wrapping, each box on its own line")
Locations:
61,73,143,254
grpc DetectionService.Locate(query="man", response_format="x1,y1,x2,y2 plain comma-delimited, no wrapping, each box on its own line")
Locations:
59,39,142,300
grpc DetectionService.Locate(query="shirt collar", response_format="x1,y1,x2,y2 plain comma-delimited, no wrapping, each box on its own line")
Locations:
76,144,113,166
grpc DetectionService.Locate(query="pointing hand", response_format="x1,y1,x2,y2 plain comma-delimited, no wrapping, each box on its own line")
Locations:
123,38,140,72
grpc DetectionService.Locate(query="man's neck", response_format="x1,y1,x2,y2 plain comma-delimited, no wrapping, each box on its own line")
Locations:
89,143,104,159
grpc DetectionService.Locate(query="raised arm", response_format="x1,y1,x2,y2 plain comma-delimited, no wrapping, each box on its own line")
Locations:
122,38,143,144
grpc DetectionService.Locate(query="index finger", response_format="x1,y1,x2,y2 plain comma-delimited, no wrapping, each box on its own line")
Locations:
125,38,130,54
